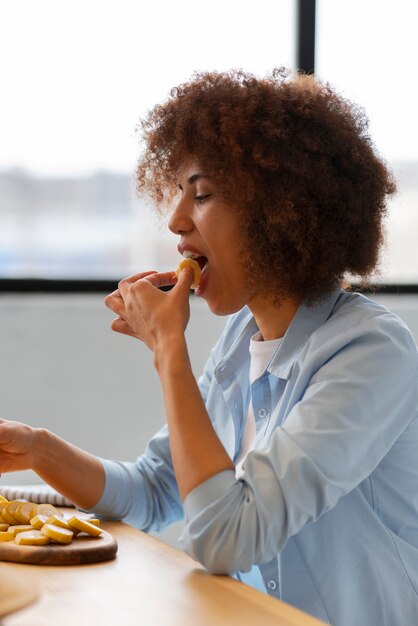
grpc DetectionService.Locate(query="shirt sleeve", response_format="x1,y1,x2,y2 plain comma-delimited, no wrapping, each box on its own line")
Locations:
180,314,418,574
87,424,183,532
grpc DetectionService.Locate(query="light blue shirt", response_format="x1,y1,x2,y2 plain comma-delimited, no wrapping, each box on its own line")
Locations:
92,290,418,625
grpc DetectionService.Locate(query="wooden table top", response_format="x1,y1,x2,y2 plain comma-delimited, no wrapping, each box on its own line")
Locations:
2,517,326,626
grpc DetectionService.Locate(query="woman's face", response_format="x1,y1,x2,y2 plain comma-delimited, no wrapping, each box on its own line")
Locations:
168,160,253,316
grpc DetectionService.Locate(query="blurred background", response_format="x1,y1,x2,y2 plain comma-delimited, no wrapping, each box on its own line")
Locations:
1,0,417,283
0,0,417,546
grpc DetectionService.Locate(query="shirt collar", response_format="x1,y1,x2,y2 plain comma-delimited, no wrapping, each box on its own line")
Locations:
268,288,343,379
214,289,343,383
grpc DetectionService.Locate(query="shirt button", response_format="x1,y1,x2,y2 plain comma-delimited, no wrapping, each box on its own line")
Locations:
267,580,277,591
258,408,267,419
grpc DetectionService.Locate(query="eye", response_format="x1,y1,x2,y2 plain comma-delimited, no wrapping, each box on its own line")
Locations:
195,194,211,204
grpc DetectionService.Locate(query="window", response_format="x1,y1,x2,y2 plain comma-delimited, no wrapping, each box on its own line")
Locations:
0,0,296,280
316,0,418,284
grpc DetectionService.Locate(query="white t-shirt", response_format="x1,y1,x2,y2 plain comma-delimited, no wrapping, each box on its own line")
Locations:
235,331,282,478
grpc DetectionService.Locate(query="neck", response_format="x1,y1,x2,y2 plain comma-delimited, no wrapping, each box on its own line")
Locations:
248,294,300,340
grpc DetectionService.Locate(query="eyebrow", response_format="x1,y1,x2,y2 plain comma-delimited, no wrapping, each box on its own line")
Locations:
187,173,210,185
178,172,211,190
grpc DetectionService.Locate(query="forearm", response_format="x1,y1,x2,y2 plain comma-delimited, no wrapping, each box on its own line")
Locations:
155,337,234,502
33,428,105,510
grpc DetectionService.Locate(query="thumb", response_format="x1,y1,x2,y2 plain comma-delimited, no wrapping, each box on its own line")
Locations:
174,266,194,294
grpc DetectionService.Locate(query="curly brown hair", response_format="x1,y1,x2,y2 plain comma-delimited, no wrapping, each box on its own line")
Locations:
136,68,396,303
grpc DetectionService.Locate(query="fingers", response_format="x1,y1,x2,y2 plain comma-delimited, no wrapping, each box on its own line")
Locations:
118,271,158,299
112,271,177,303
173,266,194,294
141,271,178,289
106,272,157,309
110,317,136,337
106,268,192,313
104,289,125,315
136,267,193,297
105,269,192,343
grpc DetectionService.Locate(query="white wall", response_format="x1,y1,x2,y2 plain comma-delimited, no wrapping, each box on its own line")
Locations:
0,292,417,547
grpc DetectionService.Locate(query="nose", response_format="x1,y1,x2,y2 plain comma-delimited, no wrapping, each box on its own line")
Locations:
168,195,194,235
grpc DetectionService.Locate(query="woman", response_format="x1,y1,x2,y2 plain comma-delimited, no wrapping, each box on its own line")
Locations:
1,69,417,625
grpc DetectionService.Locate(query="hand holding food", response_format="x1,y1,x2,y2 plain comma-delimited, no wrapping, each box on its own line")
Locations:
105,266,194,350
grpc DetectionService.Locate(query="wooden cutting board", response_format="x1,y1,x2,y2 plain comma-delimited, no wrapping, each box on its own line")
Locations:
0,529,117,566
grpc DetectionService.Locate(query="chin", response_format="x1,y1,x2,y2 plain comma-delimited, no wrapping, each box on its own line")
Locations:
203,294,246,317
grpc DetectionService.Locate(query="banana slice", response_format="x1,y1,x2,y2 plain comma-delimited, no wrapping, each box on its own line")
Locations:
30,514,49,530
46,514,72,531
88,519,101,527
0,531,14,542
0,495,8,504
67,516,103,537
0,523,9,532
175,258,202,289
37,503,59,518
41,523,73,544
14,501,39,524
9,525,33,537
15,530,50,546
1,500,26,525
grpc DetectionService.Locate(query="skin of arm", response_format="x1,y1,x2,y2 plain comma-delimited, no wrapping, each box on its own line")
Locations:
155,336,234,501
0,418,105,510
105,268,234,501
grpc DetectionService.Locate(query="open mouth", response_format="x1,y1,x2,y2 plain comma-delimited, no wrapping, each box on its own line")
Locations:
195,256,208,271
182,250,208,271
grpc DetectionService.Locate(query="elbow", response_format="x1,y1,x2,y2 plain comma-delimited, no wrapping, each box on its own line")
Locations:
197,548,237,576
185,540,239,575
180,471,278,575
180,524,254,576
